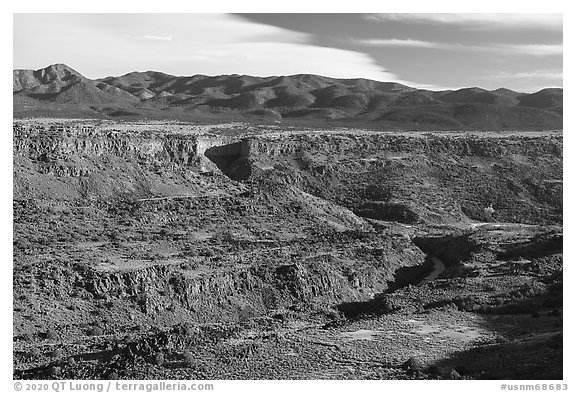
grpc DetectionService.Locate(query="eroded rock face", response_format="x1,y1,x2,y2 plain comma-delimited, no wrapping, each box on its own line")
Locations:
14,124,198,166
12,124,562,312
240,132,562,225
14,123,563,226
13,121,563,380
84,244,423,321
13,122,434,322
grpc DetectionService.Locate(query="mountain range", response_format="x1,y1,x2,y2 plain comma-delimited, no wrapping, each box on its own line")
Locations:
13,64,563,129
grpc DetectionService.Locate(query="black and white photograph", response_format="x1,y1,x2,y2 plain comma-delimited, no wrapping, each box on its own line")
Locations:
8,5,568,389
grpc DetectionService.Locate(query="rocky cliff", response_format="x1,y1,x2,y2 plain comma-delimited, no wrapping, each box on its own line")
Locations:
14,123,563,226
12,120,563,380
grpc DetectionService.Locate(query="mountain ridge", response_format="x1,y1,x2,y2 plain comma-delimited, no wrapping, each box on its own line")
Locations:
13,64,563,130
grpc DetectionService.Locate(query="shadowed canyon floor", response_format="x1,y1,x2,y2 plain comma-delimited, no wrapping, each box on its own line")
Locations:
13,119,562,379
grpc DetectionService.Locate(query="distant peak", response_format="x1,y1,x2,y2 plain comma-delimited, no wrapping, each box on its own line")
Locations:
42,63,81,74
458,87,488,93
25,63,85,86
536,88,563,93
36,63,83,80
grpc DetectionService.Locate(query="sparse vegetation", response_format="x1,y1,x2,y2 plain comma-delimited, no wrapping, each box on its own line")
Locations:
88,327,104,336
12,120,562,380
153,352,165,367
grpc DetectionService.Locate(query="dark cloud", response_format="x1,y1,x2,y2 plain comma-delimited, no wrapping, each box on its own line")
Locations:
240,13,562,91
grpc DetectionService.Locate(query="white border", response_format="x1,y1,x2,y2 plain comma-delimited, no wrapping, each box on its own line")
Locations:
3,2,571,392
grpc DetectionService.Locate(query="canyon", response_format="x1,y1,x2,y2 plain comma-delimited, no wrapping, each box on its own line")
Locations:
13,119,563,379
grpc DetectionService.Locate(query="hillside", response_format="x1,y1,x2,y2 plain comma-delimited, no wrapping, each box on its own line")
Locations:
13,64,562,130
13,120,563,379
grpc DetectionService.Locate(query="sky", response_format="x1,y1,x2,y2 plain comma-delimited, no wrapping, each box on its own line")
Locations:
13,13,562,92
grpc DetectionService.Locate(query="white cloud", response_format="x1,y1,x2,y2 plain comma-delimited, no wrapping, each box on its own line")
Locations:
163,42,402,82
365,13,562,30
353,39,446,48
478,69,563,92
352,38,562,56
486,69,563,80
499,44,562,56
144,34,173,41
16,13,422,85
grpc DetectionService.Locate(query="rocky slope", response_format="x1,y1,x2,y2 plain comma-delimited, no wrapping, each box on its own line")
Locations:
13,120,563,379
13,64,563,130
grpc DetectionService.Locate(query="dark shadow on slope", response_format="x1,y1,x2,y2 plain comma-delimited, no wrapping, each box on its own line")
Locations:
427,275,563,380
354,202,420,224
336,257,436,319
335,234,477,320
204,142,251,181
336,295,398,320
428,330,562,380
496,233,563,261
412,234,477,267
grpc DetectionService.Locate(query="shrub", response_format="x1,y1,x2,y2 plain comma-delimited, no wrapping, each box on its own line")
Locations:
15,238,32,250
20,333,32,342
88,326,104,336
153,352,165,366
426,365,440,376
50,366,61,377
182,351,195,367
199,248,215,257
402,356,423,372
183,323,198,336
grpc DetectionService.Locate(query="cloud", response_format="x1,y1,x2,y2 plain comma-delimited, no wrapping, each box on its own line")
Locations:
14,13,475,90
353,39,446,48
479,69,563,92
164,42,403,82
351,38,562,56
15,13,423,86
164,42,454,89
365,13,562,30
144,34,173,41
499,44,562,56
486,69,563,80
